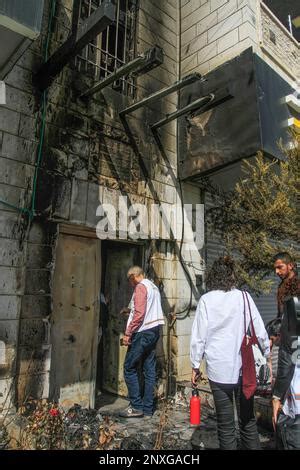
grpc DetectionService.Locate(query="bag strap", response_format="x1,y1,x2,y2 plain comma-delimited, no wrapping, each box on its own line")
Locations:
242,291,257,339
242,291,247,335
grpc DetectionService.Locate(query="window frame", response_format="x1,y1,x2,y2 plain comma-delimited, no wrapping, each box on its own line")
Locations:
74,0,139,96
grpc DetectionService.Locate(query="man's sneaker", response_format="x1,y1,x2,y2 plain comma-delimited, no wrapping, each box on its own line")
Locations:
119,406,143,418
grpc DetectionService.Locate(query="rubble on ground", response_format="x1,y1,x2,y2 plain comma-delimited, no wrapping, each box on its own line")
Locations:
2,395,274,450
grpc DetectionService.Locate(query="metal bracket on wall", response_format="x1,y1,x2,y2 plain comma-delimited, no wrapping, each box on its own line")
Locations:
119,75,233,189
151,86,233,132
118,73,203,186
33,0,116,91
151,94,215,132
119,72,203,118
0,38,32,80
79,46,164,98
150,86,233,183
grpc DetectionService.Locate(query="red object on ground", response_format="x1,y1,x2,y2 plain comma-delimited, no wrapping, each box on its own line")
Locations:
190,389,201,425
49,408,59,417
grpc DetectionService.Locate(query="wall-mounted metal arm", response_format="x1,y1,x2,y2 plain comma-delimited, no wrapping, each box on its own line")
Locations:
0,38,32,80
33,0,116,91
80,46,164,98
80,55,144,97
71,0,81,36
188,86,233,119
151,87,233,131
119,72,203,116
151,94,214,131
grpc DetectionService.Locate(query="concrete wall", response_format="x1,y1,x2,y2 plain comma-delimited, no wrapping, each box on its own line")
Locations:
0,0,48,410
175,182,203,382
258,2,299,83
0,0,195,410
180,0,259,76
180,0,299,85
136,0,203,390
1,0,295,410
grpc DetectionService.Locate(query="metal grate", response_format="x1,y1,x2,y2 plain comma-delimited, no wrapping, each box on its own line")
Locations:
74,0,138,96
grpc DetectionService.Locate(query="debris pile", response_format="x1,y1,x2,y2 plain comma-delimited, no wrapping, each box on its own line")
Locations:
64,405,117,450
18,401,119,450
4,396,274,450
0,424,9,449
22,400,65,449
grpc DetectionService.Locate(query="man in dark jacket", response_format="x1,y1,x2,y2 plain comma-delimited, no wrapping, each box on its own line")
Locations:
272,254,300,449
274,252,299,317
272,297,300,449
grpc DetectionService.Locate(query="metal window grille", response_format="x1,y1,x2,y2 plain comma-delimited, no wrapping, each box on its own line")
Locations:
74,0,138,96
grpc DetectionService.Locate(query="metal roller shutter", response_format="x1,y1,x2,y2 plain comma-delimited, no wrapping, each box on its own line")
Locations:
204,193,279,325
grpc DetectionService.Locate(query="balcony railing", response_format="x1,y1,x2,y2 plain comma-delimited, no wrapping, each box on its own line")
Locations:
259,2,299,81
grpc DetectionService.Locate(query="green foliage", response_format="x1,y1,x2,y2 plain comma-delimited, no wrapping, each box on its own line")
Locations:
207,133,300,294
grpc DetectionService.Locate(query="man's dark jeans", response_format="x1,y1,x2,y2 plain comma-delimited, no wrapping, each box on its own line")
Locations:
209,379,261,450
276,413,300,450
124,326,159,416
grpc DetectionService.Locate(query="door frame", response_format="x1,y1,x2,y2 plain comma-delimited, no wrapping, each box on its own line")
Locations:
59,223,99,239
57,225,147,400
99,239,145,395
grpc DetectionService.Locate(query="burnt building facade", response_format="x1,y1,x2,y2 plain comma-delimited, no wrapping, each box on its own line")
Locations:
0,0,299,416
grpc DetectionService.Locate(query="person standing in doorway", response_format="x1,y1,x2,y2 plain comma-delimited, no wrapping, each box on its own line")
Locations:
119,266,165,418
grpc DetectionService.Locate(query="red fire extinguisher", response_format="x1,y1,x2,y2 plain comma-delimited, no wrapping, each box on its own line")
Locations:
190,388,201,426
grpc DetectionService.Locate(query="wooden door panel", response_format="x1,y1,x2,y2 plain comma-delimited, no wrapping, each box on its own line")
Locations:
51,234,100,408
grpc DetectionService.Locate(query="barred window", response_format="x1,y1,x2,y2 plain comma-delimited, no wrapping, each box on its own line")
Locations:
75,0,138,96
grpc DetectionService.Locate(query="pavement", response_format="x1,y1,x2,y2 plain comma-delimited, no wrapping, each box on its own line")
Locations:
96,392,275,450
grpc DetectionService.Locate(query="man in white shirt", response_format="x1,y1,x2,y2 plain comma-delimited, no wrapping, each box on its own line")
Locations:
119,266,164,418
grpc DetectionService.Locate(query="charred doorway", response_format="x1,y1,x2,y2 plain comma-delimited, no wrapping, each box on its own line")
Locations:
97,241,143,396
50,227,101,408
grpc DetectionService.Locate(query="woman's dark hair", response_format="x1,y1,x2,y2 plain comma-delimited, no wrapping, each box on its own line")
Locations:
206,256,236,292
265,318,281,338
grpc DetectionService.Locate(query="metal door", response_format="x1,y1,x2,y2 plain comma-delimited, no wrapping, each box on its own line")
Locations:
102,242,142,395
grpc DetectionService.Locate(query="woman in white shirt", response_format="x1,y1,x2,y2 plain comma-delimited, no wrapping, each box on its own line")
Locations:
190,256,270,450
